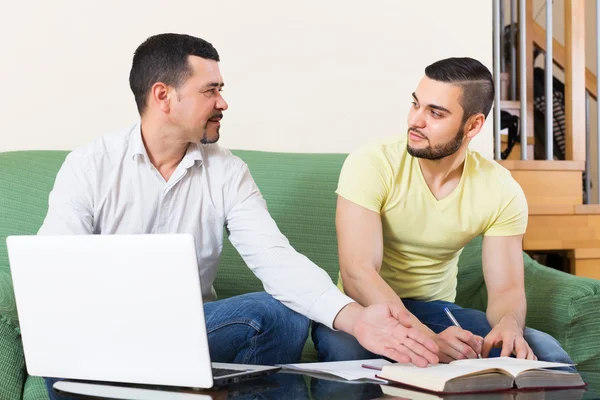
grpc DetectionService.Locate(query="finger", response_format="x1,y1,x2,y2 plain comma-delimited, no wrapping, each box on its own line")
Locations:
404,327,439,355
381,348,412,364
474,335,484,355
514,337,529,359
454,330,483,357
387,303,413,328
387,339,430,367
439,339,471,361
500,335,515,358
481,333,501,358
481,335,494,358
450,326,474,343
409,350,430,368
401,336,440,365
445,335,478,359
435,345,455,364
382,335,432,367
526,345,536,361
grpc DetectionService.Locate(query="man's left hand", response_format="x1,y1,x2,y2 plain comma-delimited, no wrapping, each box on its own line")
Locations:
481,317,536,360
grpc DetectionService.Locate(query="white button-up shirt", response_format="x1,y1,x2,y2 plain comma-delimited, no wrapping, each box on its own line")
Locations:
38,122,354,328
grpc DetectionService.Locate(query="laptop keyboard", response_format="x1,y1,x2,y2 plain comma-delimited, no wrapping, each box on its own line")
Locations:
212,367,249,377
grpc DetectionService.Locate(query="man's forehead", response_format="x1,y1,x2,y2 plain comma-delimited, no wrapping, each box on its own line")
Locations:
188,56,223,81
414,76,462,107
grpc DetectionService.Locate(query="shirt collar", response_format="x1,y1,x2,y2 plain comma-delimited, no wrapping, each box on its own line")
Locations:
127,121,204,169
127,121,148,161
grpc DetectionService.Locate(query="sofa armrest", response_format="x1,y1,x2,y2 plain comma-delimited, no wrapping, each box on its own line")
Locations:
23,376,49,400
0,314,26,400
521,255,600,372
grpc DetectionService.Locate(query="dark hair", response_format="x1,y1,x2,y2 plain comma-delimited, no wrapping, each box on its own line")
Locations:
424,57,494,120
129,33,220,115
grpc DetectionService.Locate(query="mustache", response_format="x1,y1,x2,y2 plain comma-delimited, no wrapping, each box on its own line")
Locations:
209,113,223,120
408,128,427,139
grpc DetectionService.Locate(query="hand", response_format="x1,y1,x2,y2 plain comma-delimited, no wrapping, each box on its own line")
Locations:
481,319,536,360
352,303,440,367
432,326,484,363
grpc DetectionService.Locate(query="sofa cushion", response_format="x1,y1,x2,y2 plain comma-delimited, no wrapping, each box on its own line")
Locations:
24,376,49,400
455,236,488,311
0,315,25,400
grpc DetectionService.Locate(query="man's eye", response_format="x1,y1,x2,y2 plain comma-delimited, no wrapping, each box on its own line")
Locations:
431,110,441,117
204,88,223,96
411,101,418,108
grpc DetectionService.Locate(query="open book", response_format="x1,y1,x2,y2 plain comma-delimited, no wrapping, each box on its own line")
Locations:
374,357,585,394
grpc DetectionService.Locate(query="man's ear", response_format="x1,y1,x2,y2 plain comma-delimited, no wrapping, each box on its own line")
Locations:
464,113,486,140
150,82,171,113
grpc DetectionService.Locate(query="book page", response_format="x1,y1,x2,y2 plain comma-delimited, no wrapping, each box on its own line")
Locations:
450,357,575,377
380,363,506,383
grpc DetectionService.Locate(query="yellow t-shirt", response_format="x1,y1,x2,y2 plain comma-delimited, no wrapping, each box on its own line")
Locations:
336,136,528,302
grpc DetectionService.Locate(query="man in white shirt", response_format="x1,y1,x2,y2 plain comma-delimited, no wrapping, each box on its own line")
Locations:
40,33,439,399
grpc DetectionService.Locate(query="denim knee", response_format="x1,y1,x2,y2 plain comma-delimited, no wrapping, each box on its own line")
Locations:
311,322,376,362
257,293,310,349
523,327,574,366
240,292,310,362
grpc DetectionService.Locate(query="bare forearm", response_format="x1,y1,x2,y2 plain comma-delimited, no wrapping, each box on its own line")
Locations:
487,290,527,329
342,268,434,335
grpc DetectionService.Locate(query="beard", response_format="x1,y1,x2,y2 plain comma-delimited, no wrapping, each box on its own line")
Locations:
200,113,223,144
407,123,465,160
200,125,220,144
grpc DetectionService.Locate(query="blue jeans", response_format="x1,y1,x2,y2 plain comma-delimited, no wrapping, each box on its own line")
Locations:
45,291,310,400
312,299,574,366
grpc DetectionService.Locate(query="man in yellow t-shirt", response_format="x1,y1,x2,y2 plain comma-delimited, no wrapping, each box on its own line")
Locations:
312,57,573,366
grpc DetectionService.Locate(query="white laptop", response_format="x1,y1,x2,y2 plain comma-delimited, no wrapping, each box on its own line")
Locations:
6,233,279,390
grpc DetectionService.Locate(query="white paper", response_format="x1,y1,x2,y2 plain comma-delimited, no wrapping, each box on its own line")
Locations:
277,358,391,382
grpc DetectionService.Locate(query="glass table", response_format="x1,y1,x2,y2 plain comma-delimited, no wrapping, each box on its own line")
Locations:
53,371,600,400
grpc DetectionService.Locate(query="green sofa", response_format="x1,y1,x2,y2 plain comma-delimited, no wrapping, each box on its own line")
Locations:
1,149,600,399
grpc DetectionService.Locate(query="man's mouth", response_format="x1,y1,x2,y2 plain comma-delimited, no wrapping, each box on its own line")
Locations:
409,129,426,140
208,114,223,123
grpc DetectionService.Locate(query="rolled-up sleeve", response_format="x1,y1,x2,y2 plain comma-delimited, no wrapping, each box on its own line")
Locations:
224,163,354,329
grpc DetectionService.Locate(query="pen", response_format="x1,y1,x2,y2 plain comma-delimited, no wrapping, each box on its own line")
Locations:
444,307,482,359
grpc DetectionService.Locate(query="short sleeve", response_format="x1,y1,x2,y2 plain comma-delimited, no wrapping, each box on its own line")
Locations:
335,147,391,214
483,180,528,236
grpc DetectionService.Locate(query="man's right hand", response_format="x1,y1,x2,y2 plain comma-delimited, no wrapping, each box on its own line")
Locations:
348,302,440,367
432,326,483,363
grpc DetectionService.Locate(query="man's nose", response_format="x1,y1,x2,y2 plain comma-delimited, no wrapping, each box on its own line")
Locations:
216,93,228,111
408,108,425,129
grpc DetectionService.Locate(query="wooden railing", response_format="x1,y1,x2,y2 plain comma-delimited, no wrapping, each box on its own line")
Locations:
532,22,598,100
499,0,587,162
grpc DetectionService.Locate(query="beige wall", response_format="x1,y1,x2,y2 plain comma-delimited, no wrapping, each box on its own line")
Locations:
0,0,493,157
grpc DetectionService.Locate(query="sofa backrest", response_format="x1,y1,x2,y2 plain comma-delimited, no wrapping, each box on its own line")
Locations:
0,149,486,325
0,151,69,323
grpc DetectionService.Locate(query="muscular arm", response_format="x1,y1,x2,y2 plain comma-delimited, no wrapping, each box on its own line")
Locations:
481,234,533,358
336,195,434,335
482,235,527,328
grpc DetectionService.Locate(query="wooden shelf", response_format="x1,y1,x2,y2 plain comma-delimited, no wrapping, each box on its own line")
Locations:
500,133,534,145
500,100,521,110
576,204,600,214
498,160,585,171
